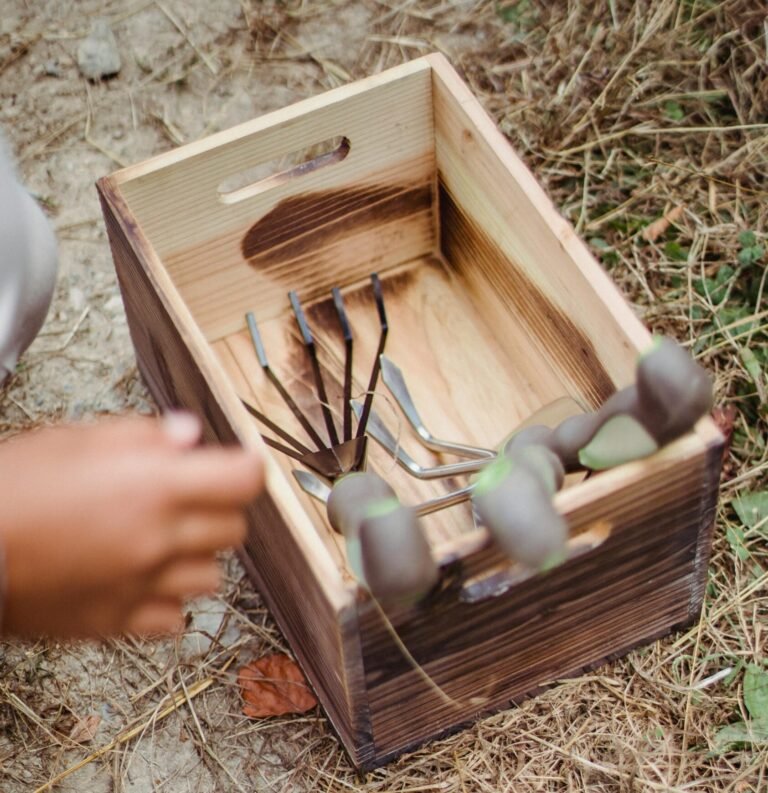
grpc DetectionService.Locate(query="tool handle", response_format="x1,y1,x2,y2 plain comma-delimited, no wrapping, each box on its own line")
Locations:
358,502,438,604
476,338,713,571
502,337,713,472
326,472,395,537
327,473,438,603
473,448,568,570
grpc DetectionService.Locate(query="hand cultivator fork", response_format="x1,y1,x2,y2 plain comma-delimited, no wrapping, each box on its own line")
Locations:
242,273,388,478
244,275,715,606
241,274,442,603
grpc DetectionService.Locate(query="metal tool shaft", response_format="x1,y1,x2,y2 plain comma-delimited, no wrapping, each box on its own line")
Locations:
380,355,495,459
246,311,327,450
292,469,474,517
289,291,340,448
332,287,354,443
241,399,312,455
352,402,490,479
355,273,388,441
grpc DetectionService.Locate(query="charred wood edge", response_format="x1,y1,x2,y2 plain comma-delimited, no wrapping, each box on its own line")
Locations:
353,617,699,772
687,431,726,621
96,176,377,768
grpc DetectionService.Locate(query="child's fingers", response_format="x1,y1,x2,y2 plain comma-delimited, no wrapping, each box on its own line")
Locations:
152,558,221,599
174,511,246,554
167,448,265,507
125,600,185,636
160,411,202,449
85,412,199,452
91,414,171,446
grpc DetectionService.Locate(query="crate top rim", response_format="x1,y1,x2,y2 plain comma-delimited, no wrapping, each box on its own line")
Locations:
101,54,442,189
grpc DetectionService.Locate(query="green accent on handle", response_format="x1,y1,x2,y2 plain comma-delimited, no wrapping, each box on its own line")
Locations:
578,414,659,470
539,548,567,572
638,334,664,361
474,456,515,497
362,496,401,520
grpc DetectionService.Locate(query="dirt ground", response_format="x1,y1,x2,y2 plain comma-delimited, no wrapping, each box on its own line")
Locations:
1,1,766,791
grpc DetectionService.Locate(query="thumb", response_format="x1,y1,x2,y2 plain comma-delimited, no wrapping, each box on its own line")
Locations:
161,411,202,450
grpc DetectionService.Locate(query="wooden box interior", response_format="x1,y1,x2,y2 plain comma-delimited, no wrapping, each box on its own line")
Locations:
98,54,722,769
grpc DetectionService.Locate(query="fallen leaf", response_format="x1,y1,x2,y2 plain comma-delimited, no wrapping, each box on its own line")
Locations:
711,405,736,451
238,654,317,718
68,714,101,744
712,404,737,477
713,720,768,752
744,664,768,723
642,205,684,242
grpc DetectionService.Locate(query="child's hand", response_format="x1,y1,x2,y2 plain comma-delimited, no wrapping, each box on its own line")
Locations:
0,413,264,638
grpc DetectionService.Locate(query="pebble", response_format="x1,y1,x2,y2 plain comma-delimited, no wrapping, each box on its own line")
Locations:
43,59,62,77
69,286,87,312
77,19,121,81
104,294,124,315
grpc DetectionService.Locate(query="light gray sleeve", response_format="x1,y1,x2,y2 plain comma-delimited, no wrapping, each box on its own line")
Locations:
0,138,59,386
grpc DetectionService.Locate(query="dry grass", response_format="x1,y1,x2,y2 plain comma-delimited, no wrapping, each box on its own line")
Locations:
0,0,766,790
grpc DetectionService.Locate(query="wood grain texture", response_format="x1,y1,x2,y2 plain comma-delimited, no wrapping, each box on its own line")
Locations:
163,166,435,340
212,258,579,547
357,434,722,761
97,179,375,767
96,53,723,770
428,53,648,407
114,63,435,341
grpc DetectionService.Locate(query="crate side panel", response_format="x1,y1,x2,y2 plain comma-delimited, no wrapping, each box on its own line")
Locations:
237,503,376,767
117,67,436,340
687,426,724,620
119,67,433,257
359,448,714,758
430,56,649,408
98,190,374,766
163,177,435,340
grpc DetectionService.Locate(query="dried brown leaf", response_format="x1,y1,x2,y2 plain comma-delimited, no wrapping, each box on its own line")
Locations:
237,654,317,718
712,403,738,479
712,404,737,451
642,205,685,242
68,714,101,744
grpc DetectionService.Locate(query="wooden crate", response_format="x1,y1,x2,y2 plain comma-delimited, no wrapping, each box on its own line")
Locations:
97,54,723,769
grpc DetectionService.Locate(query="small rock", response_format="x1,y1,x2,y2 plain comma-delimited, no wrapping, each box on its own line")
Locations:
77,19,121,81
43,59,62,77
103,294,124,315
69,286,87,312
100,702,117,724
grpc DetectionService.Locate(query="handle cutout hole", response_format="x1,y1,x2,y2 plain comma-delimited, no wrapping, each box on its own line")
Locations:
218,136,350,204
458,520,614,603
